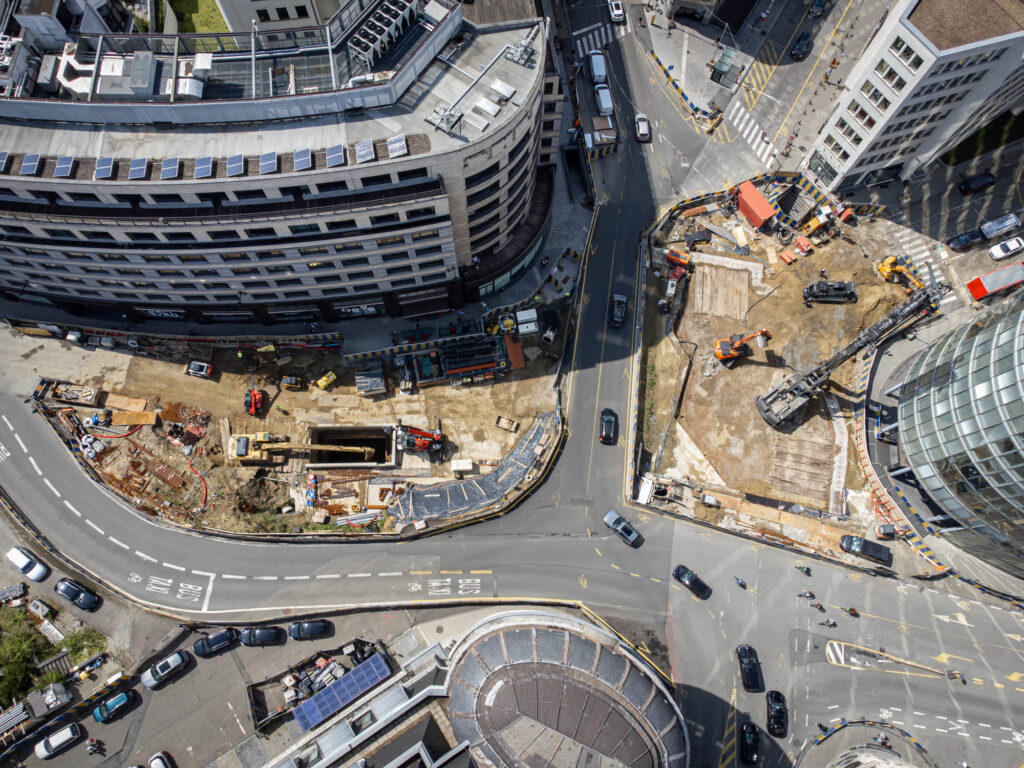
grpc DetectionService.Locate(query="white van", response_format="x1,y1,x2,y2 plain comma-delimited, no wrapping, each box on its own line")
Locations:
980,213,1020,240
588,50,607,84
34,723,80,759
594,84,614,116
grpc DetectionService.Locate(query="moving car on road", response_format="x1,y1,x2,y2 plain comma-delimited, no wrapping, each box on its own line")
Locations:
288,620,332,640
599,409,618,445
809,0,826,16
989,237,1024,261
790,32,812,60
608,0,625,22
5,546,49,581
766,690,787,737
945,229,984,252
672,565,712,599
736,644,764,692
240,626,287,646
54,577,100,611
193,627,239,658
608,294,628,327
740,721,760,763
603,510,641,547
141,651,189,688
956,172,996,196
93,690,133,723
634,113,651,142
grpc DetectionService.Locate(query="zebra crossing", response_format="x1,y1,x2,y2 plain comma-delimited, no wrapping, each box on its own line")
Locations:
725,102,774,165
572,20,629,58
880,223,960,305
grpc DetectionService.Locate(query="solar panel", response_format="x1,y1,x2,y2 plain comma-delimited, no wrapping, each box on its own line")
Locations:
259,152,277,175
20,154,41,175
54,156,75,178
160,157,179,180
128,157,148,180
293,148,312,171
194,156,213,179
293,653,390,733
0,151,8,173
325,144,346,168
226,154,245,177
354,140,375,164
386,134,407,158
94,157,114,180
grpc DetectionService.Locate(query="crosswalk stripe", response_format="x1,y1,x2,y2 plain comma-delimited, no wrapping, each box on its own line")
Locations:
940,294,959,304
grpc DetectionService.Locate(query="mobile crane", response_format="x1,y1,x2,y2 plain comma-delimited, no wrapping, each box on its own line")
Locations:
755,278,944,428
397,425,444,452
714,329,772,367
878,256,924,292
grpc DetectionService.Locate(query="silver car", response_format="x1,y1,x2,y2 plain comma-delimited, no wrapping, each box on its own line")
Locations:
141,651,188,688
6,546,49,581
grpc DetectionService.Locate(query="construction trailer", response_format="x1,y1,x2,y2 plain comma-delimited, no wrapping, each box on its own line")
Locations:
354,361,388,397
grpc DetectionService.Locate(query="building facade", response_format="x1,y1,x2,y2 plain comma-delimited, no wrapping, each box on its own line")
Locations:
897,291,1024,579
0,0,562,327
806,0,1024,191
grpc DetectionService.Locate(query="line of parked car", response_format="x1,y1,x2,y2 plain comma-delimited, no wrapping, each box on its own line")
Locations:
7,545,103,613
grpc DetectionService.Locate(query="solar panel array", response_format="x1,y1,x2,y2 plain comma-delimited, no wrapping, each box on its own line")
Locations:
128,157,148,180
226,154,245,177
325,144,346,167
293,653,390,733
54,156,75,178
293,148,312,171
94,157,114,180
20,154,41,175
354,139,375,164
161,157,179,180
194,156,213,179
386,135,407,158
259,152,277,175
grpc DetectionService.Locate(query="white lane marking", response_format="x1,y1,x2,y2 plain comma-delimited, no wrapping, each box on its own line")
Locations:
43,478,61,497
913,712,927,716
135,551,157,562
348,573,371,578
196,571,215,613
284,576,309,581
254,576,278,581
222,574,246,580
192,570,216,577
934,728,947,733
941,294,959,304
827,705,839,709
63,500,82,517
573,22,601,36
978,723,991,727
316,574,341,579
979,735,991,741
162,562,186,572
378,571,403,577
109,537,129,550
29,457,42,475
14,434,26,452
85,519,104,534
2,416,11,429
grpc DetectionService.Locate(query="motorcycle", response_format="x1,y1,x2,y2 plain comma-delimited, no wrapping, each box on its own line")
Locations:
819,619,837,628
841,606,859,617
735,577,747,590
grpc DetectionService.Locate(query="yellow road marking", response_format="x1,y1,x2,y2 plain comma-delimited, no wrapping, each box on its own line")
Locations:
595,547,602,557
610,563,621,570
439,570,463,575
585,239,617,491
409,570,432,575
933,652,974,664
469,570,492,575
650,577,662,583
630,572,641,578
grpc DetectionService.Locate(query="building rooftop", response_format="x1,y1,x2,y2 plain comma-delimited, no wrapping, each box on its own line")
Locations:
907,0,1024,50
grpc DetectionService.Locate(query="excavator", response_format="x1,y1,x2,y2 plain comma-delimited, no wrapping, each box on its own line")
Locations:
878,256,923,292
714,329,772,367
228,432,374,462
397,425,444,452
244,373,265,416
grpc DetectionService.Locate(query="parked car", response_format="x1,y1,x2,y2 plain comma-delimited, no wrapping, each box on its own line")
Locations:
607,0,625,22
93,690,133,723
875,523,896,540
839,535,893,566
740,721,760,763
608,293,628,327
5,546,49,581
288,620,332,640
803,280,857,303
240,626,287,646
599,408,618,445
945,229,984,252
140,651,189,688
956,172,996,196
33,723,80,759
54,577,100,611
790,32,812,60
185,361,213,378
736,644,764,692
672,565,712,599
634,113,651,142
989,237,1024,261
148,752,174,768
603,510,641,547
809,0,825,16
766,690,788,737
192,627,239,658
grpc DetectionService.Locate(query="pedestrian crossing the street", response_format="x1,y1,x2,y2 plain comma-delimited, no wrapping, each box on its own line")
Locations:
726,102,774,165
572,20,629,59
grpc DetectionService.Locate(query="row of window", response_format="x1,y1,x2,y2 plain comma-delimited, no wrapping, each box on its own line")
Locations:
822,136,850,163
845,99,877,130
859,81,891,112
873,59,908,93
254,4,310,22
931,48,1005,77
868,126,935,152
889,36,924,72
882,109,952,137
913,69,988,98
853,143,920,170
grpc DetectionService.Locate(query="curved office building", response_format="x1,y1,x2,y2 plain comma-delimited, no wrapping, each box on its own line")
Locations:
897,291,1024,578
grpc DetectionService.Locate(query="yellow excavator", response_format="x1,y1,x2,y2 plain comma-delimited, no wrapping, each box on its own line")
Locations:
714,329,772,367
878,256,923,292
228,432,374,463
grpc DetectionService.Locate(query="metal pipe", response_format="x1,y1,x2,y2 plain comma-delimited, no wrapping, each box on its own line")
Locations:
876,421,899,436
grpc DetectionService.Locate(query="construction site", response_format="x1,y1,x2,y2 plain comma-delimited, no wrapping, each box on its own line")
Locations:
637,178,945,557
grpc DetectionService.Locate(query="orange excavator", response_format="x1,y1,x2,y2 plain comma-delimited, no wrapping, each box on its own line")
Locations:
714,329,772,367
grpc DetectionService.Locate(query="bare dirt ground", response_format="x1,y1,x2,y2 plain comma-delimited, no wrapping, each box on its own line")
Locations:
642,211,910,516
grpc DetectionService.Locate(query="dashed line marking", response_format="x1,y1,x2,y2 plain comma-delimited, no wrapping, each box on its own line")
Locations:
348,573,371,578
135,551,157,562
85,519,103,535
630,572,641,578
409,570,432,575
913,712,927,716
440,570,463,575
470,570,493,574
610,563,621,570
162,562,186,572
109,537,129,550
2,416,12,429
284,575,309,580
254,576,278,581
222,574,246,580
192,570,215,577
595,547,602,557
43,478,61,497
979,735,991,741
29,457,41,475
978,723,991,727
378,571,402,577
650,577,662,583
14,434,26,452
63,500,82,517
316,574,341,579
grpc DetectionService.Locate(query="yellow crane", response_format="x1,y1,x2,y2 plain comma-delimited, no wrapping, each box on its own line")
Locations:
878,256,923,291
228,432,374,462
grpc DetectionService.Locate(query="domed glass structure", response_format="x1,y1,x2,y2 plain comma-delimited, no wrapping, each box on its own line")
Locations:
897,291,1024,578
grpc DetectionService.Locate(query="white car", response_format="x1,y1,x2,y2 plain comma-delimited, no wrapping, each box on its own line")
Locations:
989,237,1023,261
608,0,625,23
6,546,49,581
634,113,651,142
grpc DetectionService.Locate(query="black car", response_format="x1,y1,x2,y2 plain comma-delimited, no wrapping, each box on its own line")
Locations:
740,721,760,763
946,229,984,252
54,578,100,612
288,620,332,640
736,644,764,692
766,690,788,737
239,626,287,646
956,172,996,196
193,627,239,658
839,535,893,566
672,565,712,599
599,408,618,445
790,32,811,60
608,294,627,328
803,280,857,303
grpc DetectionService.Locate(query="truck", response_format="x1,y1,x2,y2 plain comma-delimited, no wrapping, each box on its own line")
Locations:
39,380,101,406
966,262,1024,300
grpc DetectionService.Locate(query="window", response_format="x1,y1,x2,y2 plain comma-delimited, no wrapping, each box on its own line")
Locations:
391,277,416,288
114,194,143,206
874,60,907,92
257,8,270,21
295,4,308,16
221,253,249,261
543,102,556,114
158,269,183,276
344,256,370,266
317,180,348,193
406,206,435,220
541,138,553,148
416,245,443,257
823,135,850,162
166,232,196,241
277,278,301,286
470,215,499,237
370,213,400,226
290,223,320,235
100,253,128,261
69,192,100,202
234,189,266,200
465,162,500,189
44,229,74,238
300,246,327,255
245,228,275,238
328,219,356,231
860,82,890,111
467,181,500,206
276,6,289,18
142,254,172,262
151,193,184,204
376,235,405,247
335,242,363,252
542,120,555,132
846,100,876,129
397,168,428,181
84,231,115,240
411,229,439,241
834,117,863,146
543,81,554,95
382,251,409,262
361,173,393,187
117,268,143,275
386,265,413,275
890,37,923,70
127,232,159,241
210,230,237,240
